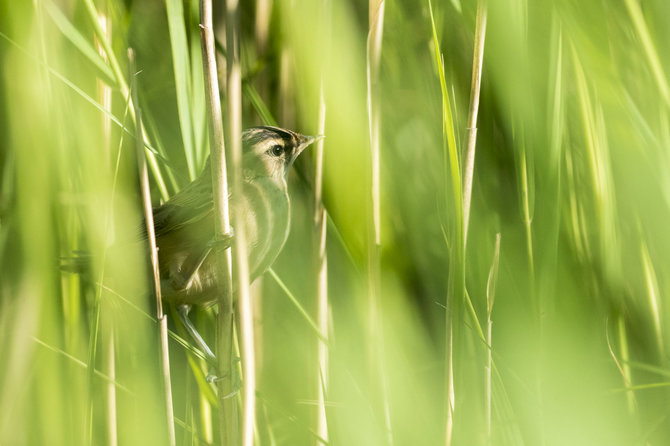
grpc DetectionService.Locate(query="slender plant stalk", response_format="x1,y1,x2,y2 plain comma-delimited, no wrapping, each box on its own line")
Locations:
518,135,541,446
367,2,384,250
485,234,500,446
462,1,487,242
314,92,329,445
95,10,117,446
199,1,237,445
279,46,295,127
571,44,620,289
315,207,329,445
255,0,272,56
428,2,464,444
224,0,256,443
96,12,112,168
640,240,664,356
103,331,117,446
519,148,535,290
623,0,670,106
250,0,273,386
129,49,176,446
314,0,330,442
366,1,393,444
606,316,637,416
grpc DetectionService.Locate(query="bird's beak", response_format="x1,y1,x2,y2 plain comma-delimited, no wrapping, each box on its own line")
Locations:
295,134,324,157
286,134,324,176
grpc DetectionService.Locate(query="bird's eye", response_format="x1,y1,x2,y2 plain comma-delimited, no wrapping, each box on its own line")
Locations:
268,144,284,157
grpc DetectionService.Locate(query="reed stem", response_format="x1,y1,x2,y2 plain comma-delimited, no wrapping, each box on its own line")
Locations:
199,1,238,443
129,48,176,446
225,0,256,441
462,1,487,243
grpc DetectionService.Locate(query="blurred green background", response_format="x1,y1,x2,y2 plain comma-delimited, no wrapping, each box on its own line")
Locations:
2,0,670,444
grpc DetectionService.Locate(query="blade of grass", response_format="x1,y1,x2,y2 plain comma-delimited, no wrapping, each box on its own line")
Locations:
606,316,637,415
462,0,487,242
428,2,464,444
99,281,213,362
82,0,171,200
571,44,619,279
640,240,664,356
189,0,207,170
623,0,670,106
43,0,115,84
0,31,174,171
165,0,197,180
267,269,328,344
243,81,277,126
32,337,131,395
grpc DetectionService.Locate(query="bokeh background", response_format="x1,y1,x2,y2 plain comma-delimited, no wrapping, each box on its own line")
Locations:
2,0,670,444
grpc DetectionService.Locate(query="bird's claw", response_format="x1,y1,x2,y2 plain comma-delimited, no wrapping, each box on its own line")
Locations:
207,230,234,251
206,356,241,398
206,372,224,383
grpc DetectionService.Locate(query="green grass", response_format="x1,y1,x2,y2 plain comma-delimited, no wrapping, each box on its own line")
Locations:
2,0,670,445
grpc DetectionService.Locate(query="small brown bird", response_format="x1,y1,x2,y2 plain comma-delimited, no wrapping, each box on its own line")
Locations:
153,126,319,358
61,126,317,359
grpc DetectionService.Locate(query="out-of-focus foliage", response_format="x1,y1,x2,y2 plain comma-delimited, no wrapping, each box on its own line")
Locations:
1,0,670,444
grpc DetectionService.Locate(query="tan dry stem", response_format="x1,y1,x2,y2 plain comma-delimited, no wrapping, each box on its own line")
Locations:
463,1,487,243
198,1,238,444
129,48,176,446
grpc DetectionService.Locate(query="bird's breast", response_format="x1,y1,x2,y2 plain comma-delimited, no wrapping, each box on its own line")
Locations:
241,178,290,279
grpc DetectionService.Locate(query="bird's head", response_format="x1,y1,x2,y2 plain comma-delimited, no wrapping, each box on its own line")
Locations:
242,126,320,185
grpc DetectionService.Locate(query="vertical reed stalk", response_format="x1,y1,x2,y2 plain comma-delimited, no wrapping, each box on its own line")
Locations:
314,90,329,446
251,0,272,382
103,330,117,446
640,241,664,356
427,1,464,442
485,234,500,446
519,148,535,288
255,0,272,56
199,1,237,444
129,49,176,446
224,0,256,443
314,0,330,442
315,207,329,444
366,0,393,443
279,46,295,127
95,10,117,446
615,317,636,415
462,1,487,243
367,2,384,252
96,12,112,167
623,0,670,106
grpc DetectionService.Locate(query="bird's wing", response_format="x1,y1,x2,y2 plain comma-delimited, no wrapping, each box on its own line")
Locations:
152,177,215,238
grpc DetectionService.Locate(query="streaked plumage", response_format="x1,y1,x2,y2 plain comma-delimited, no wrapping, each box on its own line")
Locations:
155,126,317,306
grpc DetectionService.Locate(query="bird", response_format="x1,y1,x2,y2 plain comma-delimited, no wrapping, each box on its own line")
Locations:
153,126,319,359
